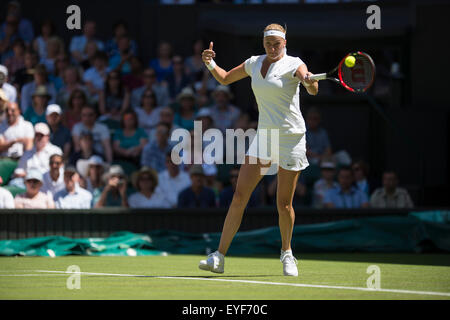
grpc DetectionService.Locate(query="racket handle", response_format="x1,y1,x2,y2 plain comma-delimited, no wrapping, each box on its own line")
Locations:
308,73,327,81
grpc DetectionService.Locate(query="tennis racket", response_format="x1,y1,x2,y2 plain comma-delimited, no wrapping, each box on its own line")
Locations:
309,51,376,93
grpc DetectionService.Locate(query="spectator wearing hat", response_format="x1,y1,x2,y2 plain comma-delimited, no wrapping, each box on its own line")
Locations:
324,166,369,209
370,171,414,208
155,152,191,208
46,104,71,157
208,85,241,134
54,166,92,209
14,168,55,209
0,176,14,208
177,165,216,208
312,161,339,208
174,87,197,131
23,85,50,125
71,105,113,164
76,155,107,205
20,64,56,113
0,101,34,159
128,167,167,208
0,64,17,103
134,88,163,135
94,165,128,208
131,67,169,109
41,153,65,198
13,122,62,181
141,122,173,173
113,109,148,166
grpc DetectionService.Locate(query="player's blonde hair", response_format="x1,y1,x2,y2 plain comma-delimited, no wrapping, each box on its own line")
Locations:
263,23,286,34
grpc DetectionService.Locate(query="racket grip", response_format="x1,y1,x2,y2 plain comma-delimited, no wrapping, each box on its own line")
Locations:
309,73,327,81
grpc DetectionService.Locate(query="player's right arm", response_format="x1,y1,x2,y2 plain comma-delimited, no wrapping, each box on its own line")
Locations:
202,41,248,85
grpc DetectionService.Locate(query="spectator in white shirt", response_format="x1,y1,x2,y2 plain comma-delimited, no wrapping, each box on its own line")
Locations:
0,176,14,208
54,166,92,209
129,166,168,208
155,152,191,208
0,64,17,103
41,153,65,198
13,122,62,180
0,101,34,159
370,171,414,208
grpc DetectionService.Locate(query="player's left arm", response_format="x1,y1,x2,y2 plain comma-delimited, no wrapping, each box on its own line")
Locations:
295,64,318,96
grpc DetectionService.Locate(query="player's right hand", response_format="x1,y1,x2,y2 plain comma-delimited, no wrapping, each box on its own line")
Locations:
202,41,216,65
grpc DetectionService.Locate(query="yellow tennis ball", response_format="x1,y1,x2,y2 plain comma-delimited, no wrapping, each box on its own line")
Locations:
345,56,356,68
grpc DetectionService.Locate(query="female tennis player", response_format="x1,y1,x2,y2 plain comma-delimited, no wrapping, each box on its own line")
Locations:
199,23,318,276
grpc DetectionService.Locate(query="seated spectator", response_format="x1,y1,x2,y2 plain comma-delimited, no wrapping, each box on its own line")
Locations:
185,39,206,86
4,38,25,76
130,67,169,108
46,104,71,157
69,131,101,167
155,152,191,208
305,107,332,165
219,166,261,208
54,166,92,209
56,66,89,110
134,88,163,135
149,41,173,82
128,166,167,208
13,122,62,180
108,34,134,75
14,168,55,209
164,55,191,101
20,64,56,113
1,1,34,45
324,166,369,209
113,109,148,166
141,122,173,173
41,153,65,198
94,165,128,208
0,176,14,208
105,20,138,59
0,11,21,63
0,64,17,103
0,101,34,159
48,53,69,92
312,161,339,208
32,19,55,60
177,165,216,208
208,85,241,134
39,36,64,74
23,85,50,125
370,170,414,208
11,49,38,91
80,40,99,71
98,69,130,119
352,159,374,197
146,106,179,144
76,155,107,205
121,56,144,91
71,105,113,163
62,88,86,130
174,87,197,131
82,51,110,101
69,20,104,65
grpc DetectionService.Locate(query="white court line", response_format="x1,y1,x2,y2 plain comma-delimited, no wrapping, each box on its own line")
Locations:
33,270,450,297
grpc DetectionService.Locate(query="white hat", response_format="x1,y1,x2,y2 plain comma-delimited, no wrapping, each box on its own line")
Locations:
34,122,50,135
76,155,107,178
46,104,62,116
213,85,234,99
320,161,336,169
195,107,213,119
0,65,7,77
25,168,44,182
0,89,8,101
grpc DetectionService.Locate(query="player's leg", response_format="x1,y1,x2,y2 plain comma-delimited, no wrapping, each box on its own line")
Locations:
276,166,301,276
199,156,270,273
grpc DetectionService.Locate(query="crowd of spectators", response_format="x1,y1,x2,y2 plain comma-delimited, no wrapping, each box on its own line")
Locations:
0,1,413,210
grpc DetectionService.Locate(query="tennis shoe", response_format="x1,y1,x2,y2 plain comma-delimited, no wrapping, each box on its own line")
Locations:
199,251,225,273
280,250,298,276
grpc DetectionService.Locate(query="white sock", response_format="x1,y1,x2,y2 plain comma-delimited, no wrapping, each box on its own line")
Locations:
281,249,292,255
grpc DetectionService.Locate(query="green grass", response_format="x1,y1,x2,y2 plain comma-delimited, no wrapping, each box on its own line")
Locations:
0,253,450,300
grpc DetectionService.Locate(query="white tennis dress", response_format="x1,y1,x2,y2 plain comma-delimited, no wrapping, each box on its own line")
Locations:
244,53,309,172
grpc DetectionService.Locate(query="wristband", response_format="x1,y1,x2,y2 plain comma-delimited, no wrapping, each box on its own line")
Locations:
206,59,216,71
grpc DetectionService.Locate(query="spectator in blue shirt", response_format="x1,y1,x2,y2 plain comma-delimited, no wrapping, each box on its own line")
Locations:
177,165,216,208
324,166,369,209
46,104,71,157
149,41,173,82
219,166,261,208
305,106,332,165
54,166,93,209
69,20,104,65
105,20,138,59
140,122,172,173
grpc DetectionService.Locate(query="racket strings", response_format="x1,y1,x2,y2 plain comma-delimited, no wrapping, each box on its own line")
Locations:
340,54,375,92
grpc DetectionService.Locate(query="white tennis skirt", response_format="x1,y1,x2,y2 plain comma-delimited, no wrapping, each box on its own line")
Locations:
246,129,309,172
